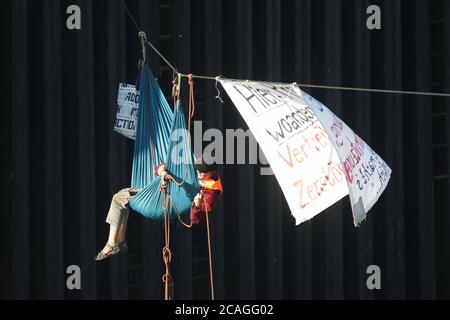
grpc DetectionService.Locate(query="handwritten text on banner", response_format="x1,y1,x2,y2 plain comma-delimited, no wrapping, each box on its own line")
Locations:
220,79,391,225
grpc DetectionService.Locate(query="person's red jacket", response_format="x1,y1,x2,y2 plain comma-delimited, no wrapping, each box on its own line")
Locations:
190,174,222,225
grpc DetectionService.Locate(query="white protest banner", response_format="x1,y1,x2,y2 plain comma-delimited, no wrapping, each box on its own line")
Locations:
298,89,392,225
220,79,349,225
114,83,140,140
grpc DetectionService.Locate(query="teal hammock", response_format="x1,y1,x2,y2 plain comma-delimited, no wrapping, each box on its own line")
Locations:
129,64,199,220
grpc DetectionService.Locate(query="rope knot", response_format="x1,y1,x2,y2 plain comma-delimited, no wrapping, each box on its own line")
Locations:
160,181,168,193
162,246,172,263
188,73,194,87
172,82,178,99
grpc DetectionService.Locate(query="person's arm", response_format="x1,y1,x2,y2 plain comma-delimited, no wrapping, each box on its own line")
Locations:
155,163,168,176
190,189,220,224
193,189,219,213
155,163,169,186
202,189,219,213
193,191,204,209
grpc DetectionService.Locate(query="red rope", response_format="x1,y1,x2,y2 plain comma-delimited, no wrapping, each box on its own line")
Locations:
173,188,215,301
162,177,215,300
188,74,196,134
204,204,215,300
158,74,213,298
169,194,193,228
161,188,174,300
166,74,196,188
172,77,178,108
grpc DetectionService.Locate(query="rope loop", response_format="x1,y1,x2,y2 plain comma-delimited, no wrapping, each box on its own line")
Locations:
188,73,195,87
162,246,172,263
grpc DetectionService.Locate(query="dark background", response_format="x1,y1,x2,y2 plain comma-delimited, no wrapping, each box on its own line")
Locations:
1,0,449,299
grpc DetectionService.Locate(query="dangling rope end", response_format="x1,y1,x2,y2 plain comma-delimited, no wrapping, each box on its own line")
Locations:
172,74,179,107
138,31,147,68
177,73,182,99
215,77,224,104
188,75,196,130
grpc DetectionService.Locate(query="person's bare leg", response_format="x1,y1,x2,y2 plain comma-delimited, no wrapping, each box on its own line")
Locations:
101,224,120,254
116,189,138,243
117,214,128,243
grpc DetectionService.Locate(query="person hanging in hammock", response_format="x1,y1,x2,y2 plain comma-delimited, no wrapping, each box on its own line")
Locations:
94,156,222,261
190,156,222,225
190,156,223,299
94,163,168,261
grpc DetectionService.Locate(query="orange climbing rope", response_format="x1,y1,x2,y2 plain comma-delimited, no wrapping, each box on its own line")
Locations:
158,76,215,300
174,199,215,300
161,184,174,300
204,204,215,300
164,74,196,188
172,75,178,108
173,191,215,300
187,74,196,134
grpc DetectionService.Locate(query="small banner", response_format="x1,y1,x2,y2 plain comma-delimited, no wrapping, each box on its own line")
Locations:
114,83,140,140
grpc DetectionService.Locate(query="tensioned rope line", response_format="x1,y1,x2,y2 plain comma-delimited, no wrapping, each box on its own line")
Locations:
122,0,140,32
122,0,178,73
122,0,450,98
295,83,450,97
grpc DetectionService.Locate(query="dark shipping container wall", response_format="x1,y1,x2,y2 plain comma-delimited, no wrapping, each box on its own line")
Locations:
1,0,449,299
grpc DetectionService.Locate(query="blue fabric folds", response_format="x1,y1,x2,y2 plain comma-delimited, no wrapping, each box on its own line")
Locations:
129,64,199,220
